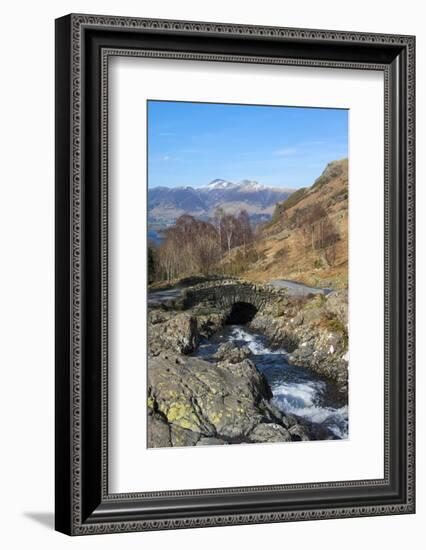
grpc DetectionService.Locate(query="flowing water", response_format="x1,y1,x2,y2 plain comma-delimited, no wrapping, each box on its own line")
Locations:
193,325,348,441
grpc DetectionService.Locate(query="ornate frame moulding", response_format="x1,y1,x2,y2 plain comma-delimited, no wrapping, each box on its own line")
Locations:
55,13,415,535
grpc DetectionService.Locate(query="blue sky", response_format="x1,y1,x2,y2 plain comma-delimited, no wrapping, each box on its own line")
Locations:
147,100,348,189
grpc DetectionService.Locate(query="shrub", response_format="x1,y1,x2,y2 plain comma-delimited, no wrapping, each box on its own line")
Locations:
280,187,307,211
274,246,289,261
222,247,265,276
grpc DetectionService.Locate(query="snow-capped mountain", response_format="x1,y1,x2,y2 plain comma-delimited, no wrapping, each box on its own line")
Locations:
204,179,238,190
148,178,295,226
236,179,268,192
202,179,271,192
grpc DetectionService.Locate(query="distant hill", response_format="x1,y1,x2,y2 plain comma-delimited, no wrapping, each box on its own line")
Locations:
148,179,294,226
235,159,349,288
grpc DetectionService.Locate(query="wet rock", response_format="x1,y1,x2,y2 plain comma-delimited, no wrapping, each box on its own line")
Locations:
288,424,310,441
214,342,251,363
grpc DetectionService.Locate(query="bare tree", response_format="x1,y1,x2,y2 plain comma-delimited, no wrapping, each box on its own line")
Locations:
154,209,255,282
237,209,253,253
155,214,222,281
213,207,225,251
221,214,239,257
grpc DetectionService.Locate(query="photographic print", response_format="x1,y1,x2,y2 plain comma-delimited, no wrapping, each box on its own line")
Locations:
147,100,349,449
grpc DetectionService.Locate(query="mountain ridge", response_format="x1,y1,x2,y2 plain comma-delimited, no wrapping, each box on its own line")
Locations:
234,158,349,288
148,178,295,225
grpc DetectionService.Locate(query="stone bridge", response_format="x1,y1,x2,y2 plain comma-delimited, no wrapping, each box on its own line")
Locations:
182,279,288,321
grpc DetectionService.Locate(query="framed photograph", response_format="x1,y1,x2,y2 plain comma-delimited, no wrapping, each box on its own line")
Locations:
55,14,415,535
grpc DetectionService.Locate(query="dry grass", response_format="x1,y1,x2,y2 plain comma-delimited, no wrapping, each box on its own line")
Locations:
239,159,349,289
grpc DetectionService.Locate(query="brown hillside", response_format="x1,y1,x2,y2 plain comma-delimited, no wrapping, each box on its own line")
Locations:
238,159,348,289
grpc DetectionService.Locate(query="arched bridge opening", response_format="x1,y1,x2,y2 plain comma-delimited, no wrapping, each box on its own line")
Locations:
225,302,258,325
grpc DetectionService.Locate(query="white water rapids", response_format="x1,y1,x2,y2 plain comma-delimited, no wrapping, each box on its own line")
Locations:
195,325,348,440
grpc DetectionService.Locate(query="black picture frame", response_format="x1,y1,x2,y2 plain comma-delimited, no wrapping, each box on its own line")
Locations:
55,13,415,535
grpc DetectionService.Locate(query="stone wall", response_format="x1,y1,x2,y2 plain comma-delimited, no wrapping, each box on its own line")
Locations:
182,279,288,312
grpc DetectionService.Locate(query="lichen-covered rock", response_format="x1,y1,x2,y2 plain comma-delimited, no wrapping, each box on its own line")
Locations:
147,346,307,447
148,355,265,439
148,312,198,355
147,410,171,448
170,424,201,447
148,307,229,357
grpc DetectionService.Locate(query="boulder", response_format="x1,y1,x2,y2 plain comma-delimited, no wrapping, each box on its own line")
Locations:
148,354,270,440
214,342,251,363
147,345,307,447
148,312,198,355
288,424,310,441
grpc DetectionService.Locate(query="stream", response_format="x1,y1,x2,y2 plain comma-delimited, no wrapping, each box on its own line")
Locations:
193,325,348,441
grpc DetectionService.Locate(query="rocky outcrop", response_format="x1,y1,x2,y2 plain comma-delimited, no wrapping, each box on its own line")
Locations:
148,311,198,355
214,341,251,363
148,307,228,356
147,344,309,447
163,280,348,389
147,278,348,447
250,290,348,391
147,410,171,448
